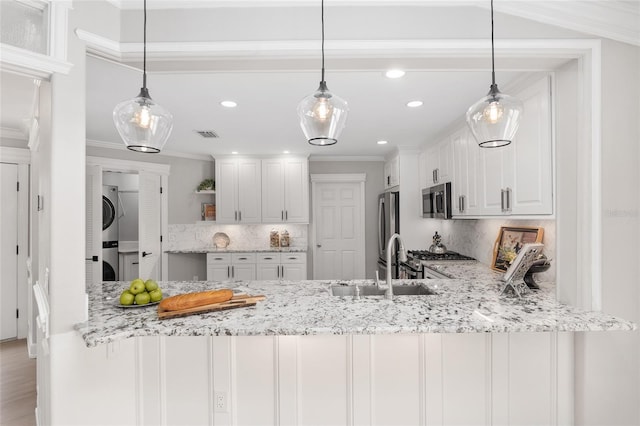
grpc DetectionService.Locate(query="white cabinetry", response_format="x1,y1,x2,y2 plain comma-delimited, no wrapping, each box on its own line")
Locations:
261,157,309,223
256,252,307,281
478,76,553,216
206,252,256,281
215,158,261,224
423,140,453,186
383,155,399,188
451,127,481,216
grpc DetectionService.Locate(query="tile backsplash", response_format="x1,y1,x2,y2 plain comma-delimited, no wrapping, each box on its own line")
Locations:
167,223,308,251
421,219,556,281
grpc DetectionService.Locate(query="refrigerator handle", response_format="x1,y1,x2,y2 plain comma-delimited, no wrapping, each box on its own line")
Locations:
378,197,385,256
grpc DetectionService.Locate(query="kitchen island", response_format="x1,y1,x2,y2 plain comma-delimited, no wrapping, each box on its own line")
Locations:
67,262,634,426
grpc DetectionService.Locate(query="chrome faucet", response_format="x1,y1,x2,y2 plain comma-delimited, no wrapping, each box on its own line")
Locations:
385,233,407,300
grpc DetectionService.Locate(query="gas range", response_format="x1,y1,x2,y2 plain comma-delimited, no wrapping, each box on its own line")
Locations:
407,250,475,262
400,250,475,279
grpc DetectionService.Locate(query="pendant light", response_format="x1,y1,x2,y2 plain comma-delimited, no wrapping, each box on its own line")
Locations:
466,0,523,148
297,0,348,146
113,0,173,153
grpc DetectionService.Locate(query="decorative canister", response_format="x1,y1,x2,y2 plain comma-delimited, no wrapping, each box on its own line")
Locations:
280,229,290,248
270,229,280,248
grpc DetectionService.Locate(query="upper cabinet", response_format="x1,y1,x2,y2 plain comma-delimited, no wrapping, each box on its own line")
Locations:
422,75,554,218
423,139,453,187
262,157,309,223
383,155,400,189
477,75,553,216
215,157,262,224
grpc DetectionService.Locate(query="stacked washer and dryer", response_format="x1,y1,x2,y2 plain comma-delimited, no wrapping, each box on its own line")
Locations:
102,185,119,281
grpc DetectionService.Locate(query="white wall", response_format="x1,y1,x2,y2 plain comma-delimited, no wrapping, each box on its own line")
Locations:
574,39,640,426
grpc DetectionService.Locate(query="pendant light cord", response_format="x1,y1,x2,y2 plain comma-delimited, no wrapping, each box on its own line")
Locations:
321,0,325,83
142,0,147,90
490,0,496,87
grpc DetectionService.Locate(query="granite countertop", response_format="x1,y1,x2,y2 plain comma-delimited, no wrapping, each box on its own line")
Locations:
166,247,307,253
75,262,636,348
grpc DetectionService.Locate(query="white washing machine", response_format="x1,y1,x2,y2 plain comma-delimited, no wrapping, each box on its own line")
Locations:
102,185,119,281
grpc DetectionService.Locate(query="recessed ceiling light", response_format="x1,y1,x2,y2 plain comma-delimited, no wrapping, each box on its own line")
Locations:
231,151,238,154
406,100,423,108
385,69,405,79
377,140,388,145
220,100,237,108
283,150,290,154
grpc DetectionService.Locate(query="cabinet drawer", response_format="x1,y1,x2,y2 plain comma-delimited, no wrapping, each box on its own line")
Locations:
257,253,280,264
232,252,256,263
281,253,306,264
207,253,231,264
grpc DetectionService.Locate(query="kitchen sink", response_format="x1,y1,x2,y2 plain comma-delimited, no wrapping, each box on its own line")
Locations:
330,284,435,297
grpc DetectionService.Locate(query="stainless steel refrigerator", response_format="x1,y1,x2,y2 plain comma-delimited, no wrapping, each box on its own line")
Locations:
377,191,400,279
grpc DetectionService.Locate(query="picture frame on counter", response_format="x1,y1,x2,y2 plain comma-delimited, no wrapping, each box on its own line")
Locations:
492,226,544,272
201,203,216,221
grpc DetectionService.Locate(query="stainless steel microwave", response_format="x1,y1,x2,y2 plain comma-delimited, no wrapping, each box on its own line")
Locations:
422,182,452,219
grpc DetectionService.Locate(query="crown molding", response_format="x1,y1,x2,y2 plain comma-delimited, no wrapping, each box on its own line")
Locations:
86,138,214,162
106,0,481,10
0,146,31,164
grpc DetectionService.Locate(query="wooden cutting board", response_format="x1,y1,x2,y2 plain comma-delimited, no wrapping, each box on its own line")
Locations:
157,294,266,319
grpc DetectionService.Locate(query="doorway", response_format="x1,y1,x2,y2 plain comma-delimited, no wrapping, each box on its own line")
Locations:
311,174,366,280
1,163,19,340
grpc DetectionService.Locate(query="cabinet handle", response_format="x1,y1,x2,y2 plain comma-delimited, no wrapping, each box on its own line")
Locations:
285,210,288,220
228,266,231,277
238,257,247,260
238,211,242,221
506,187,512,212
215,257,223,260
432,169,436,184
387,175,390,185
462,195,466,213
132,262,139,265
277,265,280,278
500,189,506,212
435,168,439,183
232,265,235,277
280,265,284,278
281,210,284,220
264,257,273,260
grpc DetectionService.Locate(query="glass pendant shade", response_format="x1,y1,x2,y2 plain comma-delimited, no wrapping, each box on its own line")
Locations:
113,89,173,153
297,82,349,146
466,84,523,148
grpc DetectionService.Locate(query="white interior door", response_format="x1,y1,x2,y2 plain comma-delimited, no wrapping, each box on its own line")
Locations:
1,163,19,340
86,165,102,285
138,172,161,281
312,177,365,280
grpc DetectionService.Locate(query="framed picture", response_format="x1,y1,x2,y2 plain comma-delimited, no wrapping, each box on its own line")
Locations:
491,226,544,272
202,203,216,221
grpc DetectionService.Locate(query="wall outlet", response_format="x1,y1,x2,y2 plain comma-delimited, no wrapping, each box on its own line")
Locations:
214,391,228,412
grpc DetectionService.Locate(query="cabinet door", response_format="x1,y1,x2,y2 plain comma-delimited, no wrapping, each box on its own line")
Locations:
215,159,238,223
207,264,230,281
479,145,513,215
283,158,309,223
452,128,482,216
509,76,553,215
437,139,453,183
424,146,439,185
237,158,261,223
257,264,280,280
261,159,285,223
232,264,256,281
282,263,307,280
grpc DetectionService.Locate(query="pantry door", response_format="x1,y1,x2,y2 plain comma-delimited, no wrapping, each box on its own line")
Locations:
85,165,102,285
312,174,366,280
138,171,162,281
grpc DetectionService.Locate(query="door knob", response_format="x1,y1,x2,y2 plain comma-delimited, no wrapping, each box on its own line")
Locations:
142,251,152,257
85,256,99,262
317,244,322,248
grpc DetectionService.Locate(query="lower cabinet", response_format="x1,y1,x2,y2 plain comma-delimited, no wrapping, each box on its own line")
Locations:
206,252,256,281
257,252,307,281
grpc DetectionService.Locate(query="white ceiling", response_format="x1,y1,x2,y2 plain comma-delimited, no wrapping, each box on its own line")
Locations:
2,0,639,159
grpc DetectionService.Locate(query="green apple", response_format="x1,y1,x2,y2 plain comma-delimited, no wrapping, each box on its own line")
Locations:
135,291,151,305
149,288,163,302
144,279,159,292
129,278,146,295
120,290,134,306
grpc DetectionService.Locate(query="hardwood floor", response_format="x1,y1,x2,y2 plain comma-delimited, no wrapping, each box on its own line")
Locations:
0,339,36,426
